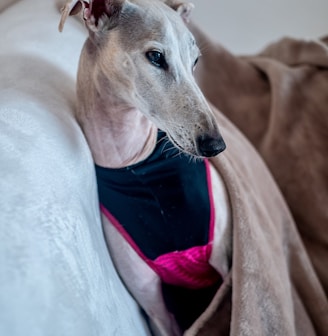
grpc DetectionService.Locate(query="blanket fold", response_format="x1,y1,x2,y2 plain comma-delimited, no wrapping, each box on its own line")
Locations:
189,22,328,298
182,22,328,335
185,106,328,335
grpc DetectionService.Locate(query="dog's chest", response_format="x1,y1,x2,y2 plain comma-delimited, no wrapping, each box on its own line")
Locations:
95,131,213,261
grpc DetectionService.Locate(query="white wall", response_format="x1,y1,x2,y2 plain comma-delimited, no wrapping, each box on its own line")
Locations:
191,0,328,54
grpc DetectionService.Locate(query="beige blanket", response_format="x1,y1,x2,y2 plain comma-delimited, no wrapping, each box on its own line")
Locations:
182,23,328,335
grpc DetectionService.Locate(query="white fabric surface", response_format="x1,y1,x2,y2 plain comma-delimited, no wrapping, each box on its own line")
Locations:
0,0,19,12
0,1,149,335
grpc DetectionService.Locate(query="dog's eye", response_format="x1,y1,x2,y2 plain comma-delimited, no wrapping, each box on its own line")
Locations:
146,51,168,70
193,57,199,70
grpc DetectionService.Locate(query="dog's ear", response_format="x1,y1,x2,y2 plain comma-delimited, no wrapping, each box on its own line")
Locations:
58,0,87,32
59,0,125,33
163,0,194,23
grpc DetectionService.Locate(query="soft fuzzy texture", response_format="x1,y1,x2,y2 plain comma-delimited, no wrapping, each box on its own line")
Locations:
0,0,20,12
187,105,328,335
0,1,150,335
1,1,328,335
190,22,328,297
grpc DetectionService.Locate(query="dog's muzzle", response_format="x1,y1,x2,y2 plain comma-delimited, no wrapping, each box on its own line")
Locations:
197,135,226,157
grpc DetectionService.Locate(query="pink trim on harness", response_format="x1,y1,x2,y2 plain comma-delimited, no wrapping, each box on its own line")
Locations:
100,158,219,289
153,245,221,288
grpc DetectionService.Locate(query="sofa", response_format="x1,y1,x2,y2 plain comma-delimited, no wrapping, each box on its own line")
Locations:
1,1,327,335
0,1,150,335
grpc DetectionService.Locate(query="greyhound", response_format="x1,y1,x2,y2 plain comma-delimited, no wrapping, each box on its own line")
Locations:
59,0,231,334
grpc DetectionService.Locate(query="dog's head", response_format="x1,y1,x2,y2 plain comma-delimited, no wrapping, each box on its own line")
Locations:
59,0,226,157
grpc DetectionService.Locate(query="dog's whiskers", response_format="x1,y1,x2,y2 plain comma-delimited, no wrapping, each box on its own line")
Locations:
188,154,201,164
156,135,169,145
160,138,175,155
198,41,212,55
172,151,184,159
162,144,177,155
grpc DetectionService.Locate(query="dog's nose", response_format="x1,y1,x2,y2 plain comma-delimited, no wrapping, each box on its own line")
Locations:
197,135,226,157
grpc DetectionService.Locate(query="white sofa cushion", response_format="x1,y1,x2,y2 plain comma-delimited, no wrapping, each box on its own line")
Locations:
0,1,149,335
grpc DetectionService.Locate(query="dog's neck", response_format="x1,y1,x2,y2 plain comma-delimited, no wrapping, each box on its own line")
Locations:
79,103,158,168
